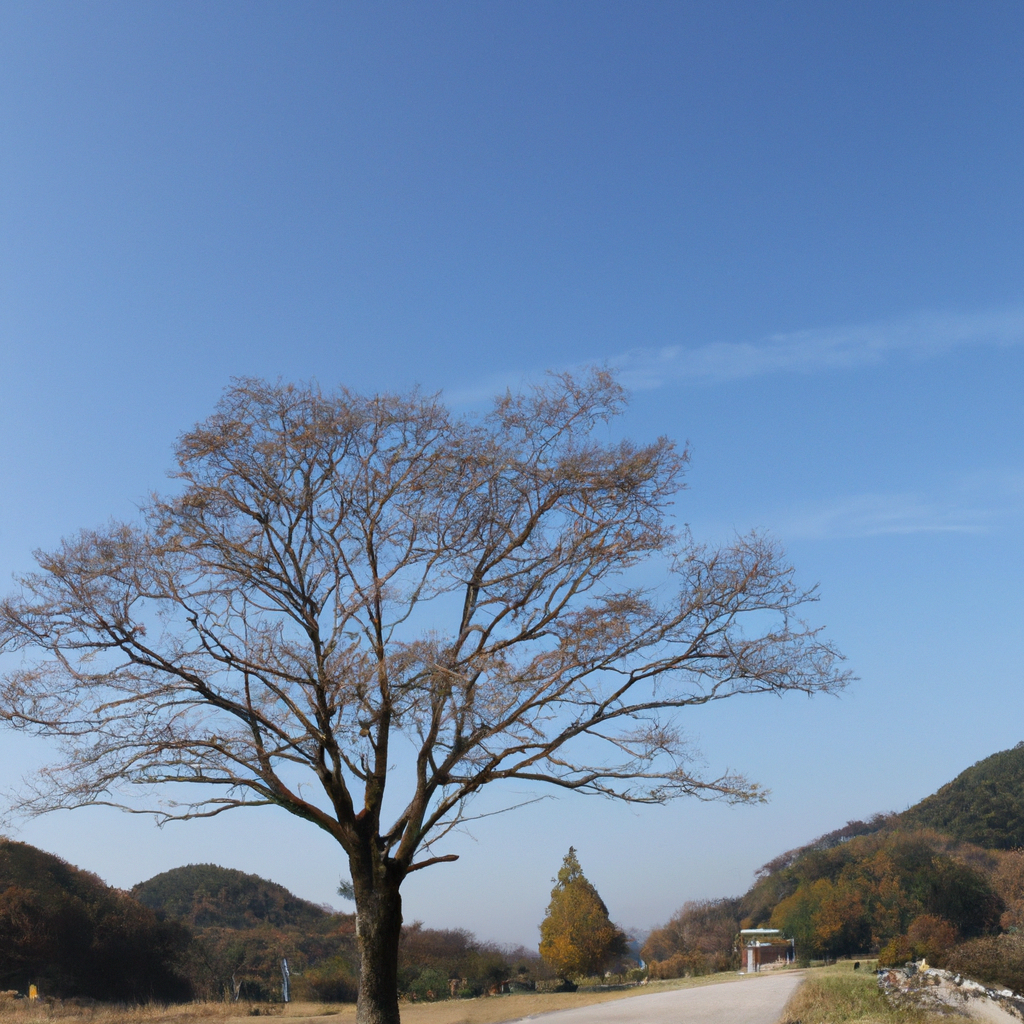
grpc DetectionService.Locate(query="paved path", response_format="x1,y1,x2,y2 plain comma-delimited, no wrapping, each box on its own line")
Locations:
512,973,805,1024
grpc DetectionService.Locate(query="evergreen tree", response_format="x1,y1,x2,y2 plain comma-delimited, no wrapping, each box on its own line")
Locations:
539,848,627,979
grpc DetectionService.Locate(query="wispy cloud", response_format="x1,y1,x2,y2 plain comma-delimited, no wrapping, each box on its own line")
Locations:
774,471,1024,541
610,307,1024,390
442,305,1024,407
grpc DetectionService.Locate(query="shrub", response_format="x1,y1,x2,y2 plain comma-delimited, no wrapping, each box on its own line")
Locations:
906,915,956,963
877,935,913,967
294,956,358,1002
405,968,449,1001
945,934,1024,993
647,950,732,979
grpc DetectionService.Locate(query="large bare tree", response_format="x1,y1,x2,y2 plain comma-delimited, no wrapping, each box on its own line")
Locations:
0,372,847,1023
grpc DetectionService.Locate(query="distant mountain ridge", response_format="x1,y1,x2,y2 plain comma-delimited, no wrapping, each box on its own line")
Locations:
132,862,331,930
752,742,1024,880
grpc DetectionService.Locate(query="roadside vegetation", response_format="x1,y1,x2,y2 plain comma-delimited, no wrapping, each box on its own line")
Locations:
778,961,949,1024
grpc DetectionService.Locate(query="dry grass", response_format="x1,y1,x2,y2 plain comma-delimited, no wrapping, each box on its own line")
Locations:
0,970,770,1024
777,961,951,1024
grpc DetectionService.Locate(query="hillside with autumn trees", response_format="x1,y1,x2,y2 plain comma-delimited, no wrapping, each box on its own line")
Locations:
130,864,359,1001
643,743,1024,992
0,840,192,1001
4,744,1024,1002
0,851,545,1002
131,864,547,1002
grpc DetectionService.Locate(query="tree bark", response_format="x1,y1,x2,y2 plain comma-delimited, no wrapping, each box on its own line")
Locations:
354,862,404,1024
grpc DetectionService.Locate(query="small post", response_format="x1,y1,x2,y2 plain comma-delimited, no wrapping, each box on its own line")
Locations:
281,959,290,1003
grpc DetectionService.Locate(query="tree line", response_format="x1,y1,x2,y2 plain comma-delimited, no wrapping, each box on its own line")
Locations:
0,841,562,1004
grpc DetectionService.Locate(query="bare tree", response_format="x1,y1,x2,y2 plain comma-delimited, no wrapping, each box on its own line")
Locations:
0,372,847,1024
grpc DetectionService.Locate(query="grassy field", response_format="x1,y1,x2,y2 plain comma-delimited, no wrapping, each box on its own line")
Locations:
777,961,951,1024
0,970,781,1024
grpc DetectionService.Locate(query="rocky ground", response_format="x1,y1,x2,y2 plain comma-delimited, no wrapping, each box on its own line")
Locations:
878,962,1024,1024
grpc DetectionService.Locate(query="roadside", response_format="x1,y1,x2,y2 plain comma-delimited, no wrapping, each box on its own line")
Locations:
228,971,791,1024
0,969,797,1024
775,960,1024,1024
495,970,804,1024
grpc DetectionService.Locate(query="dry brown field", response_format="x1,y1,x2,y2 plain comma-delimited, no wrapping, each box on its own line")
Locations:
0,971,777,1024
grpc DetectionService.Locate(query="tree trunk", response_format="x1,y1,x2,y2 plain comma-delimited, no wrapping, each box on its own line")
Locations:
354,865,404,1024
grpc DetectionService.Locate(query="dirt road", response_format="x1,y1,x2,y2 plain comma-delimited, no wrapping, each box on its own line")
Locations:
509,972,804,1024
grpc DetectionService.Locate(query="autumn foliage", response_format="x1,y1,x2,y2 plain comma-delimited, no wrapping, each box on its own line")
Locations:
765,830,1002,960
0,840,191,1001
539,848,627,980
642,899,739,977
645,827,1021,979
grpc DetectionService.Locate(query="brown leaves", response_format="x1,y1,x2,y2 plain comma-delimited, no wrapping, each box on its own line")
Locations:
538,848,628,979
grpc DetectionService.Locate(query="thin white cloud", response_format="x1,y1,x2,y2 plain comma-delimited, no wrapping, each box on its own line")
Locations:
443,372,529,409
775,471,1024,541
442,305,1024,407
611,307,1024,390
779,493,990,540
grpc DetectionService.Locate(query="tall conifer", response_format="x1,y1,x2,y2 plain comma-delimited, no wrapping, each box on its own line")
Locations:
539,848,627,979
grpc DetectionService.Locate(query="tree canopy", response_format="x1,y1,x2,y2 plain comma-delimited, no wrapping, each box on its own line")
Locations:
642,898,740,977
0,372,847,1023
901,742,1024,849
539,847,627,979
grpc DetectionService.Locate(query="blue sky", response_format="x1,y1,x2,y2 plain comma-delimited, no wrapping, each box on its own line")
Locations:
1,1,1023,946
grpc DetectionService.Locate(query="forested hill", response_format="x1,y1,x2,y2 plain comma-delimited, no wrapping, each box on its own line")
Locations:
899,742,1024,849
642,743,1024,979
0,839,191,1000
132,863,332,929
1,842,535,1004
1,834,108,905
745,741,1024,883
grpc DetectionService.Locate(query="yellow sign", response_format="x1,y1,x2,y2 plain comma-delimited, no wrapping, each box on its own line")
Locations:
28,985,37,1001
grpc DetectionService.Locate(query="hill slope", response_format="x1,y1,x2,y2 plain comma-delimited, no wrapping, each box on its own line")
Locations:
133,863,358,1002
899,742,1024,849
132,863,330,930
644,744,1024,975
0,839,191,1000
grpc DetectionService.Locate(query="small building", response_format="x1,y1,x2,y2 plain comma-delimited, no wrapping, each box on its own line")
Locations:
739,929,795,973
